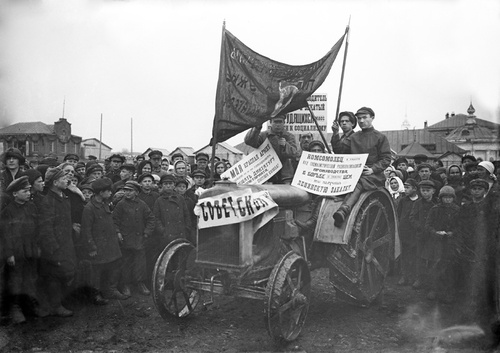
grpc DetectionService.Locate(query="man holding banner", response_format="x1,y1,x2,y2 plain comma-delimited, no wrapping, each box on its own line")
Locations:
244,115,298,184
332,107,392,227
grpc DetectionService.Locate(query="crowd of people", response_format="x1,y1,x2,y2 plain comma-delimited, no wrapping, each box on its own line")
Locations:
0,107,499,342
0,147,219,324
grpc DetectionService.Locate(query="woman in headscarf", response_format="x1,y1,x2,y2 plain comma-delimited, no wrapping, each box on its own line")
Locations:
174,160,194,188
386,176,405,201
477,161,498,195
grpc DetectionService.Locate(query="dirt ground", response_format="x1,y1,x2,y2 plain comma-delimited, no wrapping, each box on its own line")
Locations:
0,269,496,353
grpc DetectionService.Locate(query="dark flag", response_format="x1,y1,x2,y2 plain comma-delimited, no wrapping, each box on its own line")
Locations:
211,28,346,144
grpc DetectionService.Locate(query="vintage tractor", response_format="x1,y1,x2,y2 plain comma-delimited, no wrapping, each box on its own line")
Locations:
152,180,398,343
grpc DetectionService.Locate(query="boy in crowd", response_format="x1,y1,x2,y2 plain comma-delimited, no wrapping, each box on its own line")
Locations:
81,178,127,303
424,186,460,302
409,180,437,290
137,173,159,211
396,178,419,286
415,163,442,194
187,170,207,201
153,174,191,251
1,177,47,323
113,181,155,296
175,178,197,244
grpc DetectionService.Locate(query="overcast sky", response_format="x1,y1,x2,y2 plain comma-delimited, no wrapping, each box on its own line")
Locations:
0,0,499,154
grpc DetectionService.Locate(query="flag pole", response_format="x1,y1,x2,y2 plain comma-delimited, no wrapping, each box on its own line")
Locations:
99,113,103,161
307,105,332,154
334,18,351,125
209,20,226,185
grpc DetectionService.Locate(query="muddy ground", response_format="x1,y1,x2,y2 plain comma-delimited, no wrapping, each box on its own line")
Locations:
0,269,496,353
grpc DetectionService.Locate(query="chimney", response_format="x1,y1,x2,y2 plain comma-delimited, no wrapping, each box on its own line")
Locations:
424,121,428,128
445,112,449,119
451,112,455,117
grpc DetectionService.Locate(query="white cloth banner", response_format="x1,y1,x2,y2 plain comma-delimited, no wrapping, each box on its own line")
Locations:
194,189,279,229
292,153,368,196
221,138,282,185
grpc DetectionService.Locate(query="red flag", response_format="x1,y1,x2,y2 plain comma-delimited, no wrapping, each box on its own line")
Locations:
211,28,345,144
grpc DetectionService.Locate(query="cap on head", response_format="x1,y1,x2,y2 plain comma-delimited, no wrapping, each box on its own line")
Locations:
45,167,66,186
79,183,93,192
417,163,432,171
309,140,325,152
191,170,206,178
355,107,375,117
160,174,176,185
63,153,79,162
21,169,42,186
478,161,494,175
120,163,136,172
469,178,489,190
403,178,418,188
461,155,476,164
86,164,104,176
137,172,154,184
123,180,141,193
418,180,435,189
3,147,25,165
91,177,113,193
338,111,357,129
175,178,189,187
413,154,428,162
438,185,455,199
109,154,125,163
6,176,30,194
148,150,163,159
196,152,209,162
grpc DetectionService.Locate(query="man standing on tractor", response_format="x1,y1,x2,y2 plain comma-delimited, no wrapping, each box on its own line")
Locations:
332,107,391,227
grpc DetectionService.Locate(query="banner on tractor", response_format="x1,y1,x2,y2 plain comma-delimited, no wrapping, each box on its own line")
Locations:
292,153,368,196
194,189,278,229
221,138,282,185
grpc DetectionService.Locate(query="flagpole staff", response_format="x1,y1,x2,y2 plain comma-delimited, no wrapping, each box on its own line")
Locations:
307,105,332,154
209,20,226,185
334,18,350,124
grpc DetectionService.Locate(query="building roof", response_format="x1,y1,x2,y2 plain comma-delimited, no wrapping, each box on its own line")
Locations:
168,147,194,156
0,121,54,135
142,147,171,157
376,129,466,155
445,118,499,142
194,142,244,155
428,113,499,132
234,142,255,155
81,138,113,150
397,141,434,158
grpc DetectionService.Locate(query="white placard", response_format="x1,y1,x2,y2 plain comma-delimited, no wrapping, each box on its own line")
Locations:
221,138,282,185
292,153,369,196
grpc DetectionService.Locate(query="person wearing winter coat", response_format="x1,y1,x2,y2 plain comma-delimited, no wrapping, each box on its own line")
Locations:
424,186,460,302
38,166,76,317
113,181,155,296
81,177,128,304
1,177,48,323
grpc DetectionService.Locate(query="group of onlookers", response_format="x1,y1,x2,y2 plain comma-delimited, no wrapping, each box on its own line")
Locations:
0,147,218,324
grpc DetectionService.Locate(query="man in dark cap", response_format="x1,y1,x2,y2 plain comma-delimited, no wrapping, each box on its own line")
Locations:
170,153,184,165
461,155,477,172
244,115,298,184
113,180,155,296
331,107,391,227
330,111,357,154
393,157,409,173
105,154,125,183
148,150,167,178
1,148,25,193
63,153,79,166
38,166,76,316
1,176,48,323
192,152,211,177
84,164,104,184
309,140,326,153
415,163,442,194
81,177,127,302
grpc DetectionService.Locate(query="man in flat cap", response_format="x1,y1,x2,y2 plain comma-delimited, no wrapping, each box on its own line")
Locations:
63,153,80,166
1,176,48,323
113,180,155,296
105,154,125,183
244,114,298,184
148,150,167,178
1,148,25,194
332,107,391,227
38,166,76,316
113,163,136,192
331,111,357,154
192,152,211,177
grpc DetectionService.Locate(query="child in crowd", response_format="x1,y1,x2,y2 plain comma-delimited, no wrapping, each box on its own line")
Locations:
396,178,419,286
1,177,47,323
113,181,155,296
409,180,437,290
424,186,460,302
81,178,127,304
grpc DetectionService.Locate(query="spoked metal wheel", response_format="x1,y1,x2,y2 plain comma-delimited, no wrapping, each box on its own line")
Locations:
265,251,311,343
328,191,395,306
152,239,200,319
